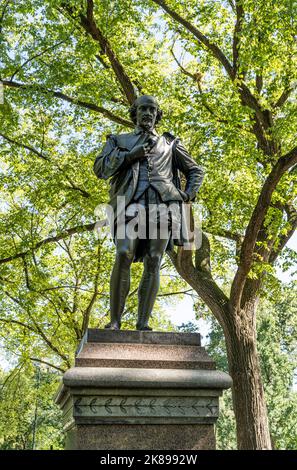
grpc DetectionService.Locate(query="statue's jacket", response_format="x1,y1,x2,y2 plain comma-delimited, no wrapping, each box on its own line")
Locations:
93,128,204,262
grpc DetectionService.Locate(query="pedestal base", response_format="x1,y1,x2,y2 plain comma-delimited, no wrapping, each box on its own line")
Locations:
65,424,215,450
55,330,232,450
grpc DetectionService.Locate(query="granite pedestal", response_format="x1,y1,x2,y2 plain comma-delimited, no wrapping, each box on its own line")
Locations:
55,329,232,450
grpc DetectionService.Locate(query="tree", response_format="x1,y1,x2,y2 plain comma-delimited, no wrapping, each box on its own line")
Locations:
0,363,64,449
207,282,297,449
0,0,296,449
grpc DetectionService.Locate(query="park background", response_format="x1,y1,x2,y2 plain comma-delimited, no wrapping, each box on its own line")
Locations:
0,0,296,449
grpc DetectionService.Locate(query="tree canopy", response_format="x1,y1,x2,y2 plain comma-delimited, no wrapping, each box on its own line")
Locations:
0,0,296,449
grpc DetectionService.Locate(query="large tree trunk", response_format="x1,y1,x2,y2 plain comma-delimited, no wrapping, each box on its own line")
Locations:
170,245,272,449
225,300,271,450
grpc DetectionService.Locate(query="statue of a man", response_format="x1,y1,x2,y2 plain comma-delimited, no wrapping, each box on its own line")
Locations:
93,95,204,330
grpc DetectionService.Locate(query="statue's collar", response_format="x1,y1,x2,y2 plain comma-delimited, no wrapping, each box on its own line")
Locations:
134,126,159,136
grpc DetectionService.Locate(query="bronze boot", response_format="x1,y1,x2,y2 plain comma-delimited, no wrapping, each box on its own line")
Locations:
136,311,152,331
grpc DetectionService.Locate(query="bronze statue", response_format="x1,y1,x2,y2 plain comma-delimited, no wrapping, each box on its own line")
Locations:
93,96,204,330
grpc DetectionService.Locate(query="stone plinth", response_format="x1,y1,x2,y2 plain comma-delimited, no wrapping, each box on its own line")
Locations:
55,329,232,450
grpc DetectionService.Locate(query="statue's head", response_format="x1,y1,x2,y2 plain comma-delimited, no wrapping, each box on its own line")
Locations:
129,95,163,129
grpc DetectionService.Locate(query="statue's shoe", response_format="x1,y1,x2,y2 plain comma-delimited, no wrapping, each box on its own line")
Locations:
104,322,121,330
136,324,153,331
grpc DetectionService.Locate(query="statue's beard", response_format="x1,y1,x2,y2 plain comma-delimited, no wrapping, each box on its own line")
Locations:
140,116,154,129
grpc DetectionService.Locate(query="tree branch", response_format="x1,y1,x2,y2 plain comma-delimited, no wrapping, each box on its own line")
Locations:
0,132,92,198
170,47,246,130
0,317,36,334
152,0,234,79
167,234,229,327
60,0,137,104
226,0,236,13
157,289,194,297
269,206,297,264
230,146,297,308
0,316,69,366
256,74,263,94
29,357,66,373
0,221,96,265
273,86,294,108
153,0,273,138
204,225,244,260
9,38,70,82
232,0,244,76
4,285,69,360
0,132,50,161
0,0,10,34
204,227,243,245
1,79,133,127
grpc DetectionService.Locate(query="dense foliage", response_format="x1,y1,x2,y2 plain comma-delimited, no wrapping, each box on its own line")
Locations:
0,0,296,449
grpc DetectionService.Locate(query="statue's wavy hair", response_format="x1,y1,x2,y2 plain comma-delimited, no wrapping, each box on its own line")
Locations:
129,97,163,125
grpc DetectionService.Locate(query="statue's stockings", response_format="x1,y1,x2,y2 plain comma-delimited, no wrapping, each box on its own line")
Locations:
109,233,170,330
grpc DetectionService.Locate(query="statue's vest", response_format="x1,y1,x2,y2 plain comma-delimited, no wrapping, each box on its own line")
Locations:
132,135,182,202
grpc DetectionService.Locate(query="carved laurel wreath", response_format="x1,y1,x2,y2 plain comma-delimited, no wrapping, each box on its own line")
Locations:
74,397,218,416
